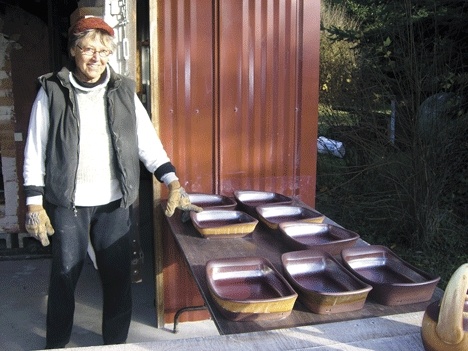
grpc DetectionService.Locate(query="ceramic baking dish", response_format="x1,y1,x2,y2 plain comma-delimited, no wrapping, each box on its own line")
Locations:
206,256,298,321
233,190,292,216
188,193,237,210
190,210,258,238
282,250,372,314
341,245,440,306
278,222,360,255
256,205,325,230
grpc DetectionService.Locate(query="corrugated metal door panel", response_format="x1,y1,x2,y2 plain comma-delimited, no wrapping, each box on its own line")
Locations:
297,0,320,201
157,0,320,324
217,0,318,203
158,0,215,323
159,0,215,193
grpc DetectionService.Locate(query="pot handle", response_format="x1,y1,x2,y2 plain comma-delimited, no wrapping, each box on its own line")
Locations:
436,263,468,344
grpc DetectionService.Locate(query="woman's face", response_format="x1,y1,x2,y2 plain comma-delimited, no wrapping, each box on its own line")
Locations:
70,35,112,83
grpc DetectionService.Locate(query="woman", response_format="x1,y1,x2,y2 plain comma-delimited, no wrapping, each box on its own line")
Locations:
23,17,201,348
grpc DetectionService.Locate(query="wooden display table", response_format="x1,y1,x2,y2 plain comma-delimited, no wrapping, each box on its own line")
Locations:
162,201,443,335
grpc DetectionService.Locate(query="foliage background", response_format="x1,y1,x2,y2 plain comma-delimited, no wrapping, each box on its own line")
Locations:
316,0,468,288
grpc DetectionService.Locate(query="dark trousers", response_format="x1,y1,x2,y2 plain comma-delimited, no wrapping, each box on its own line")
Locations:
45,200,132,348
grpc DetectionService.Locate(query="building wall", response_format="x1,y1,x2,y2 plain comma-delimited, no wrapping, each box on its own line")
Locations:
0,5,50,239
0,33,19,233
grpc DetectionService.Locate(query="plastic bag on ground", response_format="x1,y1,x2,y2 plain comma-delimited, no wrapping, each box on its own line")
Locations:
317,136,345,158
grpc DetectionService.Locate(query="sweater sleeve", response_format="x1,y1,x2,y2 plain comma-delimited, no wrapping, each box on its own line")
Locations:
23,87,49,201
135,94,177,182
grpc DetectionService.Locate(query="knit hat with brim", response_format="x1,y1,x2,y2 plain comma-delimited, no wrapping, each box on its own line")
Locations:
70,17,114,37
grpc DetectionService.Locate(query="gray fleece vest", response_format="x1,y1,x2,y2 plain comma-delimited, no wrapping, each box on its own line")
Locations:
39,66,140,209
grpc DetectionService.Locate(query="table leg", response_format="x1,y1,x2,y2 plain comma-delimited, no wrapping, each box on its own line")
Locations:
172,305,208,333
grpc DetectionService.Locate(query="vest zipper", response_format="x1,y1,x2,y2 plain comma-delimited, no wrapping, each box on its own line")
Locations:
69,85,80,214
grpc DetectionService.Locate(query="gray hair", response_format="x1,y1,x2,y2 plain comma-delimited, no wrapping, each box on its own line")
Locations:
68,29,117,56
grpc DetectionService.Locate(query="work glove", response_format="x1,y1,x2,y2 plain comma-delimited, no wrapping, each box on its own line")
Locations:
25,205,55,246
165,180,203,217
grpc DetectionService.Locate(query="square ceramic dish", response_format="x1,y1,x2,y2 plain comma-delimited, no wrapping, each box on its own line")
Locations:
190,210,258,238
282,250,372,314
206,257,298,321
233,190,293,216
278,222,360,255
256,205,325,230
188,193,237,210
341,245,440,306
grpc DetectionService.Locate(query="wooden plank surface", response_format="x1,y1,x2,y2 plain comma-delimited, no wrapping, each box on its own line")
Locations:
163,202,443,336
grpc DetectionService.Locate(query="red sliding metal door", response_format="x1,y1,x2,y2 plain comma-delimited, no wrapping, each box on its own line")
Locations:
155,0,320,323
158,0,320,203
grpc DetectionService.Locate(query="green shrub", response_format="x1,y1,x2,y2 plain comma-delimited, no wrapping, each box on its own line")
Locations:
319,1,362,107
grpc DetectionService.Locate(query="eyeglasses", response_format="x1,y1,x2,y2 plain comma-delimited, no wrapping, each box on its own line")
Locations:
76,45,112,58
